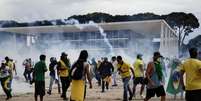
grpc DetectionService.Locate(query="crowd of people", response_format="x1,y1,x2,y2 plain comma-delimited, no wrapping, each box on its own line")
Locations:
0,47,201,101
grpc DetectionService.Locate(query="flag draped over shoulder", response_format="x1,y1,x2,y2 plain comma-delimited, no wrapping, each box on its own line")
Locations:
166,59,183,95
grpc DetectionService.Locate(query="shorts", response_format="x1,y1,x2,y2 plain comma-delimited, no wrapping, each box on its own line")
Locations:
134,77,144,85
146,86,166,98
186,89,201,101
35,81,45,96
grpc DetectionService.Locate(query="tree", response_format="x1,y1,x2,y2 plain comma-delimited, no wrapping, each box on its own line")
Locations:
0,20,19,27
68,12,113,23
165,12,199,53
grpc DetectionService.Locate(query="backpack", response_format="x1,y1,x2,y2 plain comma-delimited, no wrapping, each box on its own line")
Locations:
70,60,84,80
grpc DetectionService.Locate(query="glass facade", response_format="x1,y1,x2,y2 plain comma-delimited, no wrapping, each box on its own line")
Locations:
35,29,133,49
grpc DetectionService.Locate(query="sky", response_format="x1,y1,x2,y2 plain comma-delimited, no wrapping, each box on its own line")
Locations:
0,0,201,43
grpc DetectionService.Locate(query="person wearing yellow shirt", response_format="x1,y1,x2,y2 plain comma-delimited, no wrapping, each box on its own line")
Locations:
133,54,145,98
180,47,201,101
117,56,134,101
57,52,71,100
5,57,17,90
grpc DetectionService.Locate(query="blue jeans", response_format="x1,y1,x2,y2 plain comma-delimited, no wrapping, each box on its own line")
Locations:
122,77,133,101
48,75,60,92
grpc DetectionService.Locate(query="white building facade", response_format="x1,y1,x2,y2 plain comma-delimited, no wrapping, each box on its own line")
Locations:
0,20,178,58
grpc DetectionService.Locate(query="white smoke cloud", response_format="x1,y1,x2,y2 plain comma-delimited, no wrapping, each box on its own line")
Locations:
0,0,200,43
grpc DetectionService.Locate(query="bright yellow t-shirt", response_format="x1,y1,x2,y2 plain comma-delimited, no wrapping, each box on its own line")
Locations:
59,60,69,77
133,59,144,77
180,58,201,90
117,62,131,78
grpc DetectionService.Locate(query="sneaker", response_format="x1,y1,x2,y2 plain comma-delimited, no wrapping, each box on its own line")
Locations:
63,97,68,100
129,96,133,100
47,90,51,95
6,97,10,100
60,94,65,98
140,94,145,99
101,90,105,93
112,84,118,86
6,95,12,100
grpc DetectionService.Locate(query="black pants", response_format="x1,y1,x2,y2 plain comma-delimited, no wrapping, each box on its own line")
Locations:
102,78,109,92
60,77,71,98
23,69,32,82
0,76,12,98
186,89,201,101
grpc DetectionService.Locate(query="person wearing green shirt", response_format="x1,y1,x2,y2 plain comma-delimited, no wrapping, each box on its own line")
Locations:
33,54,47,101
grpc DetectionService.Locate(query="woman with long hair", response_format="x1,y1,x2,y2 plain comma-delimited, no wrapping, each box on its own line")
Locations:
70,50,92,101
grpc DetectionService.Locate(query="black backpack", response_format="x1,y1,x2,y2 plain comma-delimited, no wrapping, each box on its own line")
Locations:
70,60,84,80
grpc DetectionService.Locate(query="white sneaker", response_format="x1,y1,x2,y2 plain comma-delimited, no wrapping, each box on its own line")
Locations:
140,94,145,99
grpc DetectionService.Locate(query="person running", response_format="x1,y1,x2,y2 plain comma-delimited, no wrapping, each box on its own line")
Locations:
117,56,134,101
133,54,145,98
180,47,201,101
33,55,47,101
98,57,114,92
0,61,12,100
111,56,118,86
47,57,61,95
57,52,71,100
70,50,93,101
144,52,166,101
23,58,33,83
5,56,17,89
